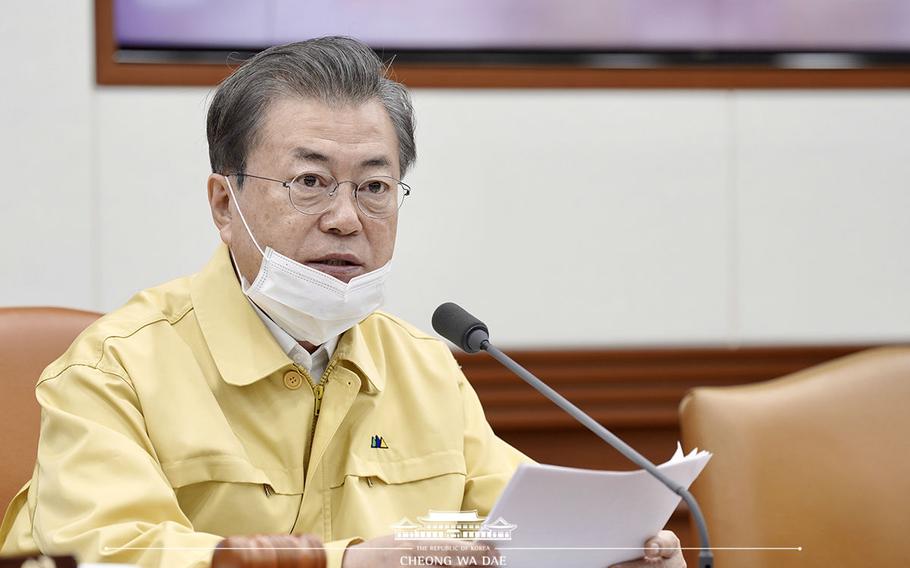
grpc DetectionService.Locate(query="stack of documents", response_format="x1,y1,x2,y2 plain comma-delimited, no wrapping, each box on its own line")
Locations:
487,443,711,568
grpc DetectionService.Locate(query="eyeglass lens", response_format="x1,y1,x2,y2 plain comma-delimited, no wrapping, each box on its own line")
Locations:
288,172,406,218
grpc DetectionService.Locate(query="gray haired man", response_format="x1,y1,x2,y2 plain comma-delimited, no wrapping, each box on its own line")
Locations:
0,36,684,568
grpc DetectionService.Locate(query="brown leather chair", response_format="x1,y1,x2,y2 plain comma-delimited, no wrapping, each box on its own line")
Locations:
679,346,910,568
0,307,101,510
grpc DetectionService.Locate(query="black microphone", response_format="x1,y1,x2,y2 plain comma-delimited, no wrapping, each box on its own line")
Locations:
432,302,714,568
431,302,490,353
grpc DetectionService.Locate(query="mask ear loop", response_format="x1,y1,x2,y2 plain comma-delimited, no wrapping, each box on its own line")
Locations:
224,175,266,258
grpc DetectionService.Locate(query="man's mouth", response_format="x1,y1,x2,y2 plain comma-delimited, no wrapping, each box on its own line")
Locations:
306,255,365,282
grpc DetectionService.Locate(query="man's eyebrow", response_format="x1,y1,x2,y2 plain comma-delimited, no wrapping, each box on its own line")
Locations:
292,147,392,169
360,156,392,168
292,147,330,163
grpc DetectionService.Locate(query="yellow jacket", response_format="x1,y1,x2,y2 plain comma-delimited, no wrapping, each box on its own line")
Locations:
0,245,529,567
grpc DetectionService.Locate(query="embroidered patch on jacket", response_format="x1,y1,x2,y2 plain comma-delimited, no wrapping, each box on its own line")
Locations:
370,434,389,449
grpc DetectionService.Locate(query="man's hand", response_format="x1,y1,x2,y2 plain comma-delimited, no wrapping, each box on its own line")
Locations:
609,531,686,568
343,534,499,567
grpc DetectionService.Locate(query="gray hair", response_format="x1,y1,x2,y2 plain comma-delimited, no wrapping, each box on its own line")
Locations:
206,36,416,183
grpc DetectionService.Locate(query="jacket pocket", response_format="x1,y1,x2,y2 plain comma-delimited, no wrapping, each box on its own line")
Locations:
328,450,467,489
164,454,305,536
326,450,467,540
163,454,271,489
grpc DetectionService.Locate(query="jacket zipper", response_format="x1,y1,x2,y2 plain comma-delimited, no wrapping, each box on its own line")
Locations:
312,383,324,417
297,364,321,477
305,381,324,467
298,355,338,478
287,355,342,534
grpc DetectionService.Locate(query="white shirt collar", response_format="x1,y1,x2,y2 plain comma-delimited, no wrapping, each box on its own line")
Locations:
246,298,338,376
232,259,338,378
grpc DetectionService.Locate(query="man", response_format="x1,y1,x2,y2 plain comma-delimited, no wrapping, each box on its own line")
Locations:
0,37,684,567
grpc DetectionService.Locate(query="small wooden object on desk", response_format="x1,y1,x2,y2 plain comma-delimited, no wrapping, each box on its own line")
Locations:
0,555,77,568
212,534,326,568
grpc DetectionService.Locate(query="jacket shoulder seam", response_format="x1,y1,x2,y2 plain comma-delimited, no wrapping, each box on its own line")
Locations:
370,312,440,343
36,363,136,397
41,305,195,386
89,304,194,370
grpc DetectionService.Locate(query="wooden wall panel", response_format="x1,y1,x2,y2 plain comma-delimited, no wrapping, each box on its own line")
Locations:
457,344,882,566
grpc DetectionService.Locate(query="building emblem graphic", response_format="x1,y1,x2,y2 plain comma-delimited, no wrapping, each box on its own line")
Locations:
392,510,517,541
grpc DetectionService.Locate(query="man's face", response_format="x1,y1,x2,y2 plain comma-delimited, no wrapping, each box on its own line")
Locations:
208,96,401,285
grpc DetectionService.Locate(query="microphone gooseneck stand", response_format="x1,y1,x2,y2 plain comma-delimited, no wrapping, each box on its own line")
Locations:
481,341,713,568
432,302,714,568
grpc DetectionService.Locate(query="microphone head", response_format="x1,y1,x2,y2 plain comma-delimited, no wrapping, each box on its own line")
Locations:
432,302,490,353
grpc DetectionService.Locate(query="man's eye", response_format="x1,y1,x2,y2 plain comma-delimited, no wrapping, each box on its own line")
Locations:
362,180,388,194
295,173,330,190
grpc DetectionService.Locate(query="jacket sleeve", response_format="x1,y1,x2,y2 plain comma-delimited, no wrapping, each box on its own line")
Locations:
457,368,536,515
27,364,222,567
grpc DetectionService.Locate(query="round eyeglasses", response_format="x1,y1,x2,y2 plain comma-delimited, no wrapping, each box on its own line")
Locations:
226,171,411,219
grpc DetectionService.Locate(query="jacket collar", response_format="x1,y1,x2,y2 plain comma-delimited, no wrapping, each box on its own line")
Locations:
335,316,385,393
191,244,291,386
191,244,386,393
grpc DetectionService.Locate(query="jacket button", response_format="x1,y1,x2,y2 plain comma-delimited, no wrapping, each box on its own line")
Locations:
283,370,303,390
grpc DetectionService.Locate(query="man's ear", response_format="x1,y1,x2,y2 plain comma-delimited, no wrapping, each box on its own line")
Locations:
208,174,233,245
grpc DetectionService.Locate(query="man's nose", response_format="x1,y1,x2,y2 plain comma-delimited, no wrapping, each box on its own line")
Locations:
319,182,363,235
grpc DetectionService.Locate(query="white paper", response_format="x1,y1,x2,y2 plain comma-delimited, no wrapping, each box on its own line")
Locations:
486,443,711,568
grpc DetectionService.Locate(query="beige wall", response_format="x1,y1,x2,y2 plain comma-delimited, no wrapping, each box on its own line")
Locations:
2,0,908,346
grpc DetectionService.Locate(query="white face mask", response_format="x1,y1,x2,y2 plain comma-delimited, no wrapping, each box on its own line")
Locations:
225,177,391,345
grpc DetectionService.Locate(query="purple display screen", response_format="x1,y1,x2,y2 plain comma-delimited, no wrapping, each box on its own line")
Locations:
115,0,910,52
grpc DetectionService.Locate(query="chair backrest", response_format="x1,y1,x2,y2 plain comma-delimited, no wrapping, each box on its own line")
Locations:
0,307,101,509
679,346,910,568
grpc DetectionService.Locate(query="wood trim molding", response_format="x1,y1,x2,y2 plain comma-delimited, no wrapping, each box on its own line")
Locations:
95,0,910,88
388,66,910,89
457,344,877,432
